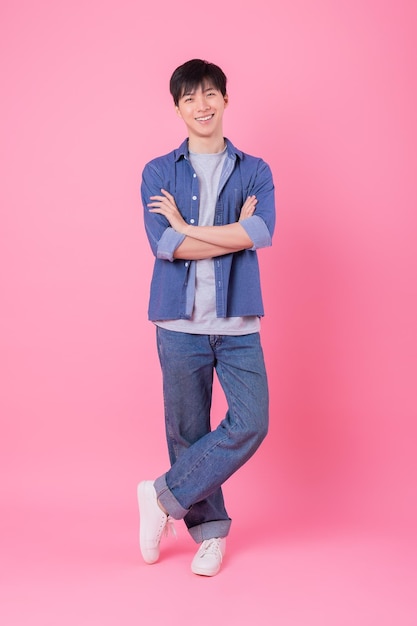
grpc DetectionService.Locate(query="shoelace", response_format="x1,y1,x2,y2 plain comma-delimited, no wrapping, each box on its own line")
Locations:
164,515,177,539
197,538,223,559
153,514,177,544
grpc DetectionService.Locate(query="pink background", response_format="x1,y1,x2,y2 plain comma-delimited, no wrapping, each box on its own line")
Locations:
1,0,416,624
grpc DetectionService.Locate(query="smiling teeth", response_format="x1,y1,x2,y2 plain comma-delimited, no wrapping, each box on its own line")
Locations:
196,115,213,121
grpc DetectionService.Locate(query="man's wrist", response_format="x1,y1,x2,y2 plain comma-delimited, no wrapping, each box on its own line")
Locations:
182,223,193,236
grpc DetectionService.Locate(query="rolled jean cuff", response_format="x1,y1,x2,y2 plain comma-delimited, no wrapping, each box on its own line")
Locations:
188,519,231,544
154,474,189,520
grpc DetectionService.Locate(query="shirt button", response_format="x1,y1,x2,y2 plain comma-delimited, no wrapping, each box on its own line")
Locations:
190,219,195,224
192,195,197,200
193,173,197,178
184,262,189,267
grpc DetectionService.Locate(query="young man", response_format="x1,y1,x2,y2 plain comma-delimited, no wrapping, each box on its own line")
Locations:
138,59,275,576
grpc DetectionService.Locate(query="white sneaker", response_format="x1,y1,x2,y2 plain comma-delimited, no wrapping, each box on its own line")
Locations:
191,537,226,576
137,480,174,564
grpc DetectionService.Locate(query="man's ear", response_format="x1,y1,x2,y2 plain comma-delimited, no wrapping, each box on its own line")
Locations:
175,105,182,119
224,94,229,107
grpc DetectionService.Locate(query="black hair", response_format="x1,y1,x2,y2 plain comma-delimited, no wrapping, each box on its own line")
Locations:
169,59,227,106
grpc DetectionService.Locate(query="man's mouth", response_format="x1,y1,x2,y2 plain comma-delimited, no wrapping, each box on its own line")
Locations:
195,114,214,122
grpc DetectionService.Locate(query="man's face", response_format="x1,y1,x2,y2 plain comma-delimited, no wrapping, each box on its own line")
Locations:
175,81,228,141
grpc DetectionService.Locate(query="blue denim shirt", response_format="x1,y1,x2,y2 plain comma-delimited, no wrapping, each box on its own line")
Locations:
141,138,275,321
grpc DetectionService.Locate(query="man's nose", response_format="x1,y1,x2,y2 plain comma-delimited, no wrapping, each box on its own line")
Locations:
196,97,209,111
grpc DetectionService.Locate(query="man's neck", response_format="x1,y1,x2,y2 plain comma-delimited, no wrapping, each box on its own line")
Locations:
188,135,226,154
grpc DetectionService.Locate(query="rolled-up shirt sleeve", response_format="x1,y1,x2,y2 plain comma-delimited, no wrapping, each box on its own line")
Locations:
142,161,186,261
156,227,186,261
238,158,275,250
239,215,272,250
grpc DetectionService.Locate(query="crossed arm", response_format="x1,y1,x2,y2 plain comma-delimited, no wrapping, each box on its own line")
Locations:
148,189,257,260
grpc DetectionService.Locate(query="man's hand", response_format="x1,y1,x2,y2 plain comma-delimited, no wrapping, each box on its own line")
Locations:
148,189,188,234
239,195,257,221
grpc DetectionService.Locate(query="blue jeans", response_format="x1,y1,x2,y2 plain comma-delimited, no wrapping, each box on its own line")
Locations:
154,327,269,542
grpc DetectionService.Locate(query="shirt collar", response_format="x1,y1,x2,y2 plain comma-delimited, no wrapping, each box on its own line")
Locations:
174,137,243,162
